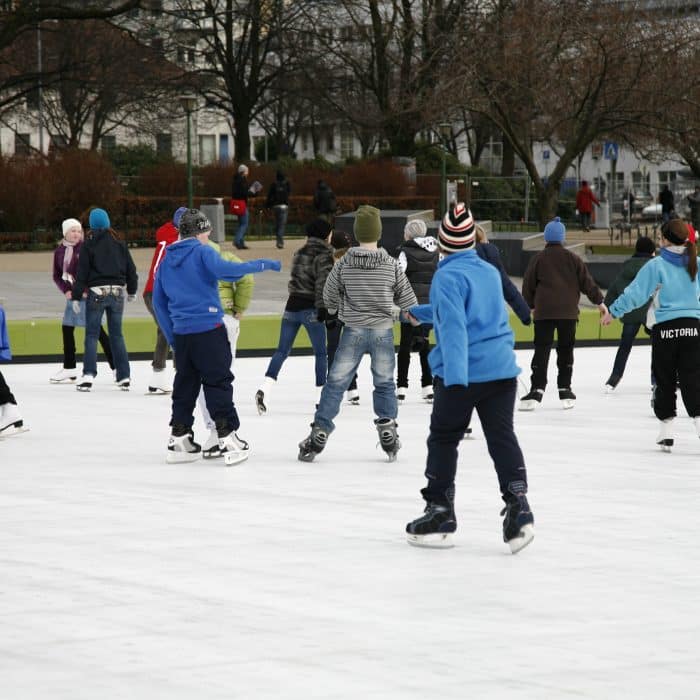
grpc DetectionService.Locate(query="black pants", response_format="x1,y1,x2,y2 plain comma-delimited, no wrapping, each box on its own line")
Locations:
326,323,357,392
0,370,16,405
62,324,114,370
423,377,527,503
651,318,700,420
530,319,577,390
396,322,432,388
171,326,239,433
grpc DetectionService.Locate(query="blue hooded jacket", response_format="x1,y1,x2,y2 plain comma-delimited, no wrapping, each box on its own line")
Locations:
153,238,279,344
410,250,520,387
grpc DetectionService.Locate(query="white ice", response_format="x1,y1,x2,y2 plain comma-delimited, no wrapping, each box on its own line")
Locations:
1,347,699,699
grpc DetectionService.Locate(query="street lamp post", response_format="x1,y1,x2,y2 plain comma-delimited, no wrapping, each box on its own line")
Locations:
438,122,451,217
178,95,197,208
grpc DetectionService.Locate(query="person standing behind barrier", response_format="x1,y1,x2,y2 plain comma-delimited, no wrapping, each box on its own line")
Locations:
142,206,187,394
232,164,252,250
71,208,138,392
603,219,699,451
50,218,115,384
603,236,656,393
0,303,26,437
265,170,291,249
659,185,675,224
687,185,700,233
313,179,337,224
396,219,438,403
575,180,600,232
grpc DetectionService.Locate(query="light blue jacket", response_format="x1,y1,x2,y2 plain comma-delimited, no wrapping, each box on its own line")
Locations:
410,250,520,387
609,249,700,324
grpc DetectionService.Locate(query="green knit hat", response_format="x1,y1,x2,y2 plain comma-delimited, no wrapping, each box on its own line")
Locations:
353,205,381,243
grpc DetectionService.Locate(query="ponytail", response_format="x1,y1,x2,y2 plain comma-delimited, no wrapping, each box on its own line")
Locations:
687,241,697,281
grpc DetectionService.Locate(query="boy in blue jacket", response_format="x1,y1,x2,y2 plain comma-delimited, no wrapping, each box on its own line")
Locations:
404,204,534,553
153,209,281,465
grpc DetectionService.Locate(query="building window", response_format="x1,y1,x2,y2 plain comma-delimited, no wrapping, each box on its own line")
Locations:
219,134,229,162
199,134,216,164
658,170,677,188
340,129,354,159
632,170,651,197
49,134,67,152
325,129,334,152
101,135,116,152
156,132,172,157
14,133,31,156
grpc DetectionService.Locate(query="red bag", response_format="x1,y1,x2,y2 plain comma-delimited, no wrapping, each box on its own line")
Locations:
229,199,247,216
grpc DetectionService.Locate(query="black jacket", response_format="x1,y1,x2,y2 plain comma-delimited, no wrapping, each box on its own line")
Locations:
313,182,337,214
266,177,290,207
72,230,138,299
603,252,654,325
398,239,437,304
286,237,334,310
232,173,249,201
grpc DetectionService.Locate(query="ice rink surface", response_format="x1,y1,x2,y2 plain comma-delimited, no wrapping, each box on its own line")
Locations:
1,347,699,699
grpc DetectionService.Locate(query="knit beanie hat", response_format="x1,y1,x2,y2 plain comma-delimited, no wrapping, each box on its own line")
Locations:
353,205,382,243
331,230,356,250
438,203,476,253
305,218,333,239
178,209,212,238
635,236,656,255
172,206,188,229
62,218,82,238
89,208,110,230
544,216,566,243
404,219,428,241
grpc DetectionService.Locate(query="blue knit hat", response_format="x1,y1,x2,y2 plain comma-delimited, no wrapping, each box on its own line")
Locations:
172,206,188,229
89,208,110,230
544,217,565,243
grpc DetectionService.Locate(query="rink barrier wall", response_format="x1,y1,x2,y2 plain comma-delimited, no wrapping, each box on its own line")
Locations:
4,310,646,362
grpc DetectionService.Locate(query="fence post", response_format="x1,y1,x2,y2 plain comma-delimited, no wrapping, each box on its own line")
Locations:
524,176,530,223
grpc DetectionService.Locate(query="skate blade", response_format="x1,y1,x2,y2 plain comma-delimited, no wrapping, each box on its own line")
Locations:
298,450,316,462
508,524,535,554
657,439,673,452
76,386,92,392
224,450,249,466
348,398,360,405
202,448,222,460
0,424,29,438
146,388,171,395
561,399,575,410
407,532,455,548
518,400,538,411
166,450,201,464
49,377,77,384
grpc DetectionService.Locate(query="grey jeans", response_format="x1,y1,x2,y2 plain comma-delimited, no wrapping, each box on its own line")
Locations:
143,291,172,371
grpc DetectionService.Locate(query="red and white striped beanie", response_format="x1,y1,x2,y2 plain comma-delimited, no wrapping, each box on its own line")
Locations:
438,203,476,253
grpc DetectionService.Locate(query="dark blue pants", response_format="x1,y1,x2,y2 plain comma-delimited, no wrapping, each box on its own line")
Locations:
423,377,527,503
611,321,654,384
171,326,239,433
0,371,16,405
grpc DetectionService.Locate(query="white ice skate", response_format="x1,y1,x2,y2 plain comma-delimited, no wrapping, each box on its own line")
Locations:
202,429,222,459
166,428,201,463
219,431,250,466
421,385,434,403
346,389,360,405
76,375,95,392
0,403,28,437
396,386,407,403
656,418,674,452
146,371,171,395
116,378,130,391
49,367,77,384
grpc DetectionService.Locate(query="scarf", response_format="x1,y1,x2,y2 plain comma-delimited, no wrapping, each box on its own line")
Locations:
659,246,688,267
61,239,79,284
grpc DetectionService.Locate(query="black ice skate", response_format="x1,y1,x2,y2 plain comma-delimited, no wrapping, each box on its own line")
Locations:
216,419,250,466
166,423,201,463
656,418,674,452
116,378,130,391
406,492,457,549
518,388,543,411
298,423,328,462
255,390,267,415
375,418,400,461
500,484,535,554
558,387,576,409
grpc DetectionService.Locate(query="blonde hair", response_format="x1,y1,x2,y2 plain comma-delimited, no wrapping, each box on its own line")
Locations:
475,224,487,244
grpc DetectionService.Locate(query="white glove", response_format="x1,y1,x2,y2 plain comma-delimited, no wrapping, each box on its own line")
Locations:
72,300,81,314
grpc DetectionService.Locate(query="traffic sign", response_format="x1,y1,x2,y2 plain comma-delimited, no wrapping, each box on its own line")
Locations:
542,149,550,161
604,141,619,160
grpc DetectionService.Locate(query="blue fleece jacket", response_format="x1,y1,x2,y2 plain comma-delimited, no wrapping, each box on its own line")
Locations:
410,250,520,387
609,249,700,324
152,238,280,344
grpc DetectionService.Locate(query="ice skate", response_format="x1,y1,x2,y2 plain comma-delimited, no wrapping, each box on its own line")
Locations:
76,375,94,392
347,389,360,405
558,387,576,409
147,371,171,395
255,377,275,415
166,424,201,463
421,385,434,403
0,403,27,437
604,374,620,394
406,500,457,548
202,429,222,459
218,428,250,466
116,378,130,391
500,487,535,554
298,423,328,462
656,418,674,452
375,418,400,462
462,426,474,440
518,388,543,411
50,367,77,384
396,386,407,403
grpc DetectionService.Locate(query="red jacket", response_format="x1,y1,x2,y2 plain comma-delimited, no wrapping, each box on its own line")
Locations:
143,222,179,294
575,185,600,214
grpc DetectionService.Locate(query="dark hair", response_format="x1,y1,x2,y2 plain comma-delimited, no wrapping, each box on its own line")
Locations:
662,218,697,280
634,236,655,256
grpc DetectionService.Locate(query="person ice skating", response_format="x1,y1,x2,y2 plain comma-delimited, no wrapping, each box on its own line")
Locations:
256,218,334,416
265,170,291,249
396,218,438,403
142,206,187,395
603,236,656,392
404,203,533,553
327,229,360,404
71,208,138,392
575,180,600,232
687,185,700,232
520,217,607,410
0,304,26,437
198,240,254,459
602,218,700,451
297,205,417,463
152,208,281,465
50,217,115,384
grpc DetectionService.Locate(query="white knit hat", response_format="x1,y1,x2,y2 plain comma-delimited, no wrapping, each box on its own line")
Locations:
404,219,428,240
61,218,82,238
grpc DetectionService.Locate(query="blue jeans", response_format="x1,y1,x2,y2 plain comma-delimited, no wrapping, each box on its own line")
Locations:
314,326,396,433
612,322,654,384
235,210,250,246
266,308,327,386
273,205,288,245
84,291,130,381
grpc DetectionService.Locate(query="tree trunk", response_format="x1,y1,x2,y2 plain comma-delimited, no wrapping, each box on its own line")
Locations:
501,137,515,177
534,183,560,228
234,117,252,162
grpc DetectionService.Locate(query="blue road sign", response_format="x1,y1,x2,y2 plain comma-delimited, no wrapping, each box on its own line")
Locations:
604,141,619,160
542,149,550,161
